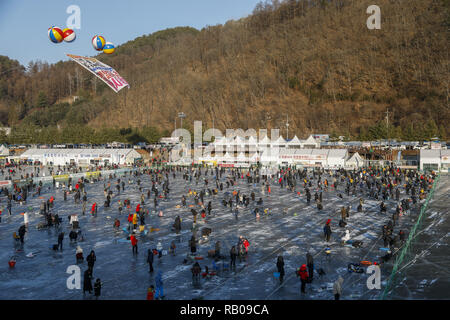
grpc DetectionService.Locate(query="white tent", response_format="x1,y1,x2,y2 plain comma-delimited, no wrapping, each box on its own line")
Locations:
327,149,348,167
222,152,235,162
213,136,227,146
247,136,258,145
346,152,365,168
249,152,260,162
0,145,9,156
258,135,271,148
247,136,258,152
271,135,286,147
301,135,320,149
310,149,329,165
260,149,279,164
234,136,247,152
213,151,224,160
236,152,248,162
286,135,302,149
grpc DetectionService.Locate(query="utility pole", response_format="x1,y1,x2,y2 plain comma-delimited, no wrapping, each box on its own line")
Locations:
178,112,186,130
285,114,289,140
265,112,271,131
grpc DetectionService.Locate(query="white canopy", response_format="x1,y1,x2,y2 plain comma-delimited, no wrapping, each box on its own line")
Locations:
222,152,234,161
346,152,365,167
0,145,9,156
236,152,248,161
286,135,302,147
271,135,286,146
247,136,258,145
213,136,227,145
234,136,246,144
258,135,271,146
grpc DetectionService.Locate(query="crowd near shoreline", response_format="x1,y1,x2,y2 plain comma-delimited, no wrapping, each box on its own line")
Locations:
0,162,440,300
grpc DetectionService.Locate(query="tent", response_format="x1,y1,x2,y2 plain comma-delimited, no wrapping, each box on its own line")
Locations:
236,152,248,162
286,135,302,149
0,145,9,156
346,152,365,168
258,135,271,148
327,149,348,167
271,135,286,147
301,135,320,149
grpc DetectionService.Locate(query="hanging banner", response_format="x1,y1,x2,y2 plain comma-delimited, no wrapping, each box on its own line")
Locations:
66,53,130,93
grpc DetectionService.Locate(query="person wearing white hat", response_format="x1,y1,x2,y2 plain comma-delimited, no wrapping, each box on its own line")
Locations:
341,230,351,243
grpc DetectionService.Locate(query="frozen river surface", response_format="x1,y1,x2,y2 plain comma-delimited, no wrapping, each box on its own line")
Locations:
0,170,447,300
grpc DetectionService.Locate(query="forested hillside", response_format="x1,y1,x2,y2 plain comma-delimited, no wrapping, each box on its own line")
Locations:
0,0,448,144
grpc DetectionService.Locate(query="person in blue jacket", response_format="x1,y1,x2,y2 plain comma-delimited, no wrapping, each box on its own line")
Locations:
155,271,164,299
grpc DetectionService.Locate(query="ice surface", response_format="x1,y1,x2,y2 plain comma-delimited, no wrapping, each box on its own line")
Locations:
0,169,447,300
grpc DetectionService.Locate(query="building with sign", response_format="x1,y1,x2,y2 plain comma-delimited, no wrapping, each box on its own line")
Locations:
420,149,450,172
19,148,141,166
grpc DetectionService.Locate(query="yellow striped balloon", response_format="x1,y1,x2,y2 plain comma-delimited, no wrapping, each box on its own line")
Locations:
103,42,115,54
92,35,106,51
48,26,64,43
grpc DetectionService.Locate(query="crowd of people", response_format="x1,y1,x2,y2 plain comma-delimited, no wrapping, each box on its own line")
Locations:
1,161,437,300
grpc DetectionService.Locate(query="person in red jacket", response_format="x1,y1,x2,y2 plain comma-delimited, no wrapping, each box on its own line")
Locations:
136,204,141,213
130,233,138,254
146,285,155,300
243,238,250,254
297,264,309,293
91,202,97,216
127,213,133,232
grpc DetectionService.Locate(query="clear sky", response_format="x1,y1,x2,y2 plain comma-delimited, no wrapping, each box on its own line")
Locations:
0,0,261,66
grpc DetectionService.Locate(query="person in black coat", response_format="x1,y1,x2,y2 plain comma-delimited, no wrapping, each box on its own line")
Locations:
147,249,154,273
276,256,285,283
83,270,93,295
191,209,198,224
230,246,237,270
324,221,332,242
57,232,65,251
18,225,26,244
69,230,78,242
86,250,96,272
94,278,102,299
189,235,197,254
173,216,181,234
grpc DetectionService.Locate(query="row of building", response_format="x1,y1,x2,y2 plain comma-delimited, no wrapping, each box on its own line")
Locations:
14,148,143,166
166,134,448,172
0,134,448,172
196,148,365,169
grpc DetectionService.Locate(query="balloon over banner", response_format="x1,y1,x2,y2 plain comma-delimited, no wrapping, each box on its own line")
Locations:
92,35,106,51
63,28,76,42
103,42,115,54
66,53,129,93
48,26,64,43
